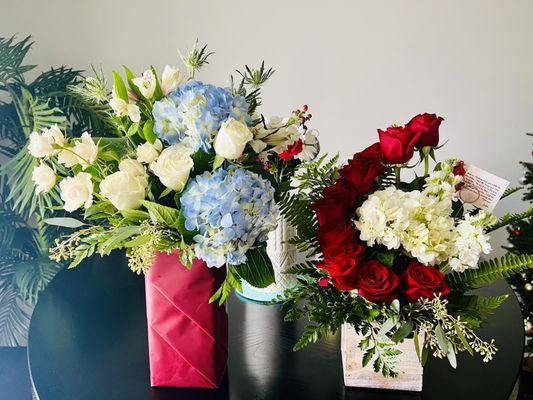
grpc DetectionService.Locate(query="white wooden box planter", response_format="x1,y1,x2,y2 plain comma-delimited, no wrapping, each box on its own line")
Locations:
341,324,423,392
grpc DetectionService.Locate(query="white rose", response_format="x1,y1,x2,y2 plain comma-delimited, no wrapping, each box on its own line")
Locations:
59,172,93,212
150,144,193,191
136,139,163,164
28,131,53,158
109,96,141,122
161,65,183,95
132,69,156,99
57,149,78,168
73,132,99,169
28,125,66,158
42,124,66,150
31,163,56,194
119,158,146,176
213,118,253,160
100,170,148,211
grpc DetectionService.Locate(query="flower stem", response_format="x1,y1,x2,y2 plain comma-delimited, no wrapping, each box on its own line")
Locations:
395,166,401,188
424,155,430,176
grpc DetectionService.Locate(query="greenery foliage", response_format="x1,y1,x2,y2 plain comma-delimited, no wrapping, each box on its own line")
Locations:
0,36,104,346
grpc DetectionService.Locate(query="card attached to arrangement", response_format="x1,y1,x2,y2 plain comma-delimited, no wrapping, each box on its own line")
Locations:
458,164,509,212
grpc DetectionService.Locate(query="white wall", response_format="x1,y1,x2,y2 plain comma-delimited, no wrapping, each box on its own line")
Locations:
2,0,532,253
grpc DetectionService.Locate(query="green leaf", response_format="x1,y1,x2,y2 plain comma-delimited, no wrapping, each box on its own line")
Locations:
390,299,400,314
99,225,140,255
232,246,275,288
362,347,375,367
446,344,457,369
213,155,225,170
123,234,151,248
421,345,429,366
126,121,140,137
141,200,180,227
112,70,128,102
143,120,157,144
435,324,448,353
377,318,395,337
122,65,143,100
455,324,473,356
121,209,150,223
191,150,213,176
43,217,84,228
375,250,395,267
413,331,422,362
391,321,413,343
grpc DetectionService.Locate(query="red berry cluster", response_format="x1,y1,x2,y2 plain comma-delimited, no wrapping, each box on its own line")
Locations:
293,104,312,130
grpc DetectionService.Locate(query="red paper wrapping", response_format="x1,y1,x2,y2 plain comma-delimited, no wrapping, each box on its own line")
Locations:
144,251,228,388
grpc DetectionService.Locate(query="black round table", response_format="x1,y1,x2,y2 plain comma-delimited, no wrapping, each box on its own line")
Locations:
28,251,523,400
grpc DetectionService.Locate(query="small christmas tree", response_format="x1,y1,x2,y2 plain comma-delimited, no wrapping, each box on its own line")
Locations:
506,135,533,351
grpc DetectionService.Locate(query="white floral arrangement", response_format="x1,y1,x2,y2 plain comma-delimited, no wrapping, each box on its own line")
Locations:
27,42,319,302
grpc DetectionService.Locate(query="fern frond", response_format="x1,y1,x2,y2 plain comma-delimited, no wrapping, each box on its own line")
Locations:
486,207,533,233
501,185,523,200
447,254,533,291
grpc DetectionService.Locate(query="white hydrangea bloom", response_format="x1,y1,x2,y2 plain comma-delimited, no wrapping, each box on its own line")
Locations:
356,187,455,266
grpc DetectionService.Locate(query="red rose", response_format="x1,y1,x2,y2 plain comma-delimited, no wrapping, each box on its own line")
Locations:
318,242,365,290
356,260,400,304
407,113,444,148
311,180,356,226
279,139,303,161
339,143,386,194
401,261,450,303
378,125,421,165
316,221,358,257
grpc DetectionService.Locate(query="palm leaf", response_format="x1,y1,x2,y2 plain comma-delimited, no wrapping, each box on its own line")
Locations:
0,282,30,346
0,35,35,86
13,258,62,306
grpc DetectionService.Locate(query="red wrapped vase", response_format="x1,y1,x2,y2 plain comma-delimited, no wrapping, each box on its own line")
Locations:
144,250,228,388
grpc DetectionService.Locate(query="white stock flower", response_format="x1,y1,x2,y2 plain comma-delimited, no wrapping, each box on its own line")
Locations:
161,65,183,95
73,132,99,169
31,163,56,194
448,211,494,272
100,159,148,211
423,158,463,201
132,69,156,99
150,144,193,191
109,96,141,122
136,139,163,164
213,118,253,159
59,172,93,212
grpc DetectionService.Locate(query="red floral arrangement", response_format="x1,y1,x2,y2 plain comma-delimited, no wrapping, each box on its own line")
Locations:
282,112,532,377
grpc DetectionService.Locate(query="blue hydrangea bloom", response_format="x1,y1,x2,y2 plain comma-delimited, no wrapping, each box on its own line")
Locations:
180,166,279,268
152,80,249,151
